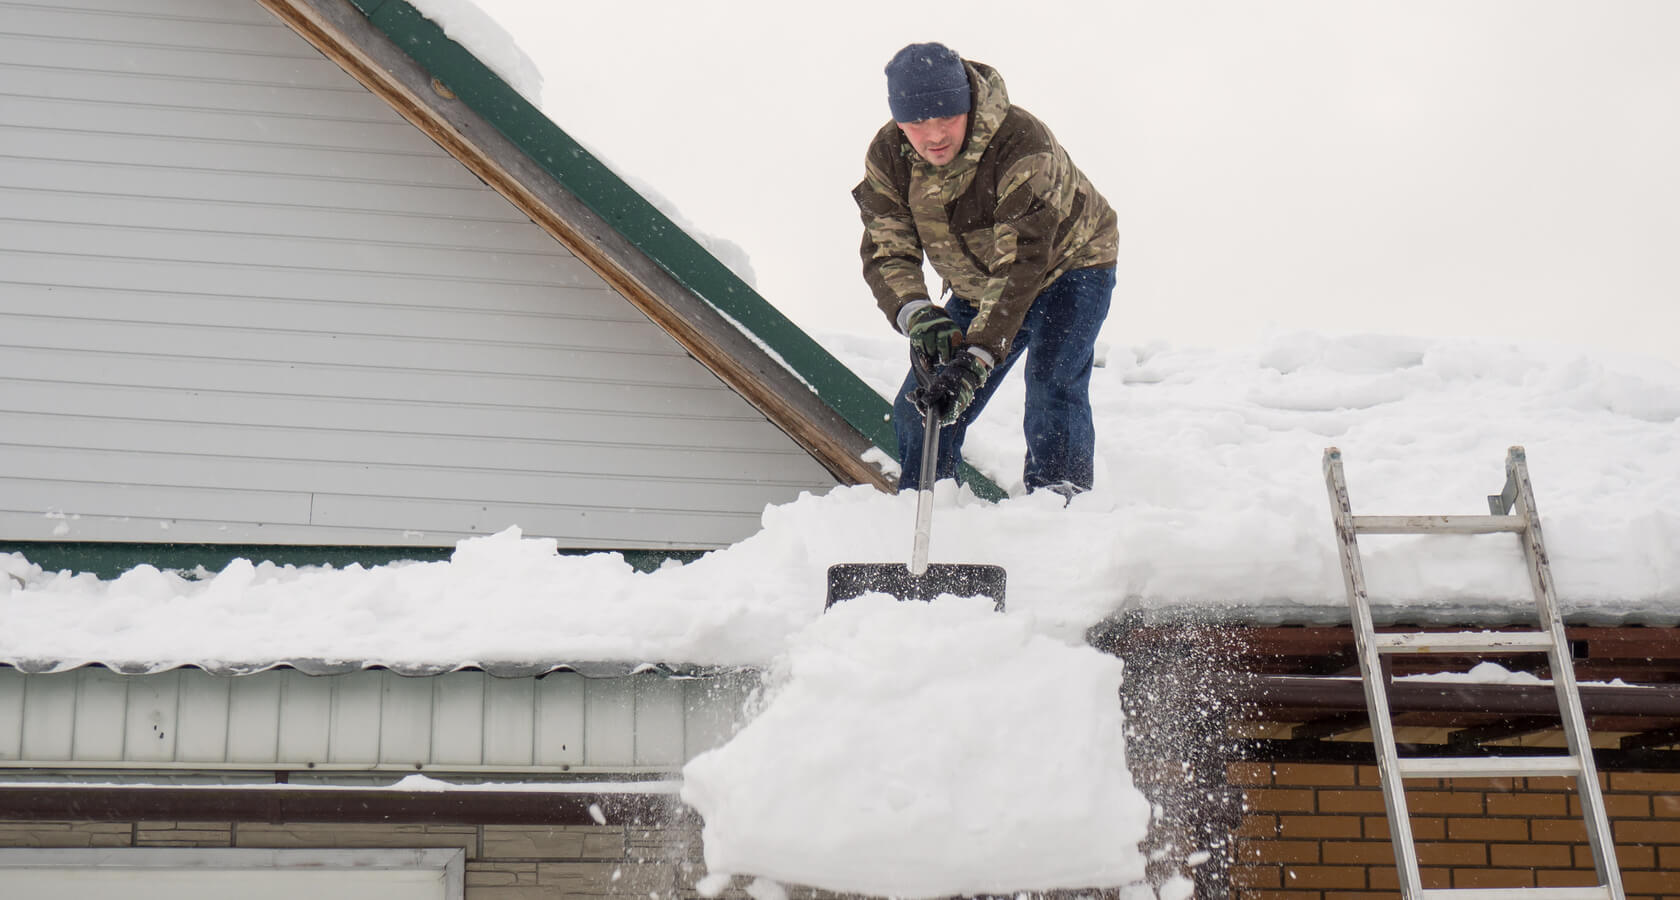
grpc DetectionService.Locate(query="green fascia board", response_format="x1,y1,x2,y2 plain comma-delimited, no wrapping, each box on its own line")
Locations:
342,0,1001,500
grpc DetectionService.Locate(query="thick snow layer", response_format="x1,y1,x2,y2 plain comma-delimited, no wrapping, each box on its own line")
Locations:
5,332,1677,898
3,333,1679,672
679,595,1151,897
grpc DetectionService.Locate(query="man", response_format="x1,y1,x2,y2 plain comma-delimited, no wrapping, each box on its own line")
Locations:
854,42,1118,499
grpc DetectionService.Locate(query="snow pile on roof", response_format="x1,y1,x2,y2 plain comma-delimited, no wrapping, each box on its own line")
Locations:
680,594,1153,898
3,332,1680,673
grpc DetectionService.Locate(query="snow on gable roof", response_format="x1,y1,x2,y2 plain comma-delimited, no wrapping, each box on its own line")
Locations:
262,0,1000,495
4,328,1680,677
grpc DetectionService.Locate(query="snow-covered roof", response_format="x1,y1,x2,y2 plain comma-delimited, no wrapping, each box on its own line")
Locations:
5,332,1678,676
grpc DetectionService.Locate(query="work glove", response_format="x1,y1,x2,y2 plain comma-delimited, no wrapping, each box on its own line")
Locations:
903,304,964,367
921,348,994,426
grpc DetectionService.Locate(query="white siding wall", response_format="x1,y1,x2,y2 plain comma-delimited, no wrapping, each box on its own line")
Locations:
0,0,837,550
0,666,755,774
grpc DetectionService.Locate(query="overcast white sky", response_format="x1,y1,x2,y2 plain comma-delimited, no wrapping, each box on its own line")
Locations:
460,1,1680,365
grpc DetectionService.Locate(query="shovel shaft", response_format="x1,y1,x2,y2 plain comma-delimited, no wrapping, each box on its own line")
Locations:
910,396,938,576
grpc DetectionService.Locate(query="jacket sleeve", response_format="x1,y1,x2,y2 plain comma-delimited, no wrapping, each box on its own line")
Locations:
963,144,1064,361
852,130,929,330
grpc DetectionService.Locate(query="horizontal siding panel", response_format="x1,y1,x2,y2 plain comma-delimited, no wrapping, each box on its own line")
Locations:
0,125,480,187
1,93,439,156
34,0,278,24
0,220,590,286
0,475,312,524
3,60,397,120
1,252,618,316
0,290,683,354
4,382,805,452
0,431,827,500
0,313,718,384
0,155,529,222
0,349,759,420
9,4,327,57
1,312,722,386
0,33,353,91
1,186,566,255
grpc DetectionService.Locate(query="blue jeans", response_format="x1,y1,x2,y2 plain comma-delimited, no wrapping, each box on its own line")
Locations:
894,266,1115,493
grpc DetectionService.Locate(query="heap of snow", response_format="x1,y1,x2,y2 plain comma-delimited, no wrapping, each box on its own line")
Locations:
680,595,1152,897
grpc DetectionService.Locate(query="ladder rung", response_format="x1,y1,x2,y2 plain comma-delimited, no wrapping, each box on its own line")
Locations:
1397,755,1581,779
1353,514,1526,534
1420,887,1614,900
1373,631,1557,654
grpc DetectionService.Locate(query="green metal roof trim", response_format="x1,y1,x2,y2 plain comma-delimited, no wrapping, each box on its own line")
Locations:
344,0,1001,499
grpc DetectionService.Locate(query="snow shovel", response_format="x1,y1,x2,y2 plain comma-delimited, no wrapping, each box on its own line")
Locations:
826,353,1006,610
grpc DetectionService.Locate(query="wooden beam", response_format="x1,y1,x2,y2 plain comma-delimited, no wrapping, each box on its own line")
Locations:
1446,716,1559,751
257,0,891,491
1290,712,1370,741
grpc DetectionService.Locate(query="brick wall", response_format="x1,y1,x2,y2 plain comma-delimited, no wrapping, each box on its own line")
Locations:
1227,762,1680,899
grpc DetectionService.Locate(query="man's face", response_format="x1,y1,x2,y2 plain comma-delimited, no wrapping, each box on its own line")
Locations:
897,114,967,166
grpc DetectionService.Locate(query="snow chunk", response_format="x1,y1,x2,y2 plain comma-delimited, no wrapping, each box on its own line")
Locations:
680,596,1150,897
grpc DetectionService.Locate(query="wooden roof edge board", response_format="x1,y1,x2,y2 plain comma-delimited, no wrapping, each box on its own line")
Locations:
0,785,692,827
254,0,995,495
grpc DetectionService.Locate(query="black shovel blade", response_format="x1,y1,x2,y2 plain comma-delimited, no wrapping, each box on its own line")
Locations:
825,563,1006,610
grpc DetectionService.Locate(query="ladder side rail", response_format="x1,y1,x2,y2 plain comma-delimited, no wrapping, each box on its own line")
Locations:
1325,448,1424,898
1508,448,1625,898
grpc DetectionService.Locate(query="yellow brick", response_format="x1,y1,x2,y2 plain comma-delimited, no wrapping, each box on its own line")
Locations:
1284,865,1366,890
1246,788,1317,813
1451,867,1533,889
1406,791,1485,816
1446,816,1529,842
1484,792,1568,817
1416,842,1487,866
1229,762,1276,786
1275,763,1359,787
1240,839,1320,864
1279,814,1363,839
1231,865,1283,889
1320,840,1394,865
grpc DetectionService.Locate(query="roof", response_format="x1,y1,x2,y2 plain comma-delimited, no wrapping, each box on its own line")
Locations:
262,0,1003,498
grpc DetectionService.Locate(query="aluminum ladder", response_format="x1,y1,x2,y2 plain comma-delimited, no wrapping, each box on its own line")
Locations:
1323,446,1623,900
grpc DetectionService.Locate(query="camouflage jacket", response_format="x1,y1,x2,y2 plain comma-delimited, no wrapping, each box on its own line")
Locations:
853,60,1118,361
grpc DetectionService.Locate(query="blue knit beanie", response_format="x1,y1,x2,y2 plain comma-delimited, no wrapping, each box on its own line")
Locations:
884,42,971,123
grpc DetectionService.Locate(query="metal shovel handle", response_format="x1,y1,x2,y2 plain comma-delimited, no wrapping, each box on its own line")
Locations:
908,352,940,575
